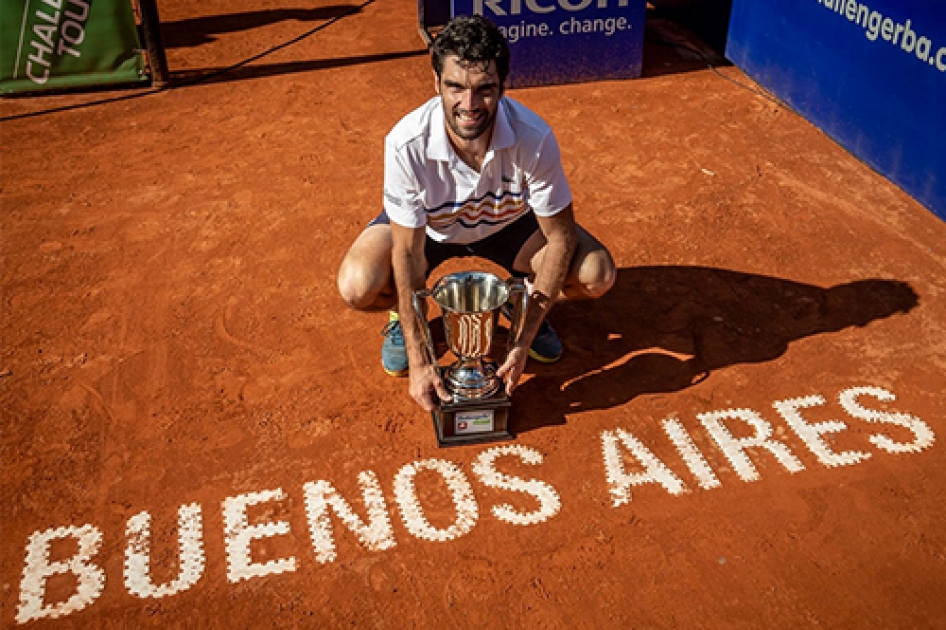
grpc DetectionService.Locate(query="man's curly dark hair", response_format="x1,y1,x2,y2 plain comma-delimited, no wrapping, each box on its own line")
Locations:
431,16,510,87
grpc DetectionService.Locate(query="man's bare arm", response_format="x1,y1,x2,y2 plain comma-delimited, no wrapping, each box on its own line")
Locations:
498,204,579,392
530,204,579,311
390,222,452,411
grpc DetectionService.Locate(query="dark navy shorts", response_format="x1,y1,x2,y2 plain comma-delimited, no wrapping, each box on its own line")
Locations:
369,210,540,276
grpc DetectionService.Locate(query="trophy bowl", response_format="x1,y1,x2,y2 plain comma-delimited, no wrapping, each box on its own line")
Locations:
429,271,509,399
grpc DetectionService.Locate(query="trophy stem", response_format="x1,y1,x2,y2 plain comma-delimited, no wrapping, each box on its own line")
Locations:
443,358,501,401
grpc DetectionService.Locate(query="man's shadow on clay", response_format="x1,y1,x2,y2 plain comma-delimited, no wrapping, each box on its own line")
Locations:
508,267,918,433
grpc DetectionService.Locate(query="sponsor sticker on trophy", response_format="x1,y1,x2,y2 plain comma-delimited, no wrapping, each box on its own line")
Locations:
412,271,527,447
455,410,495,435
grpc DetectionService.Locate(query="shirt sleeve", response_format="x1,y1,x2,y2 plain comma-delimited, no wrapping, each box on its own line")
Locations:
525,130,573,217
382,137,427,229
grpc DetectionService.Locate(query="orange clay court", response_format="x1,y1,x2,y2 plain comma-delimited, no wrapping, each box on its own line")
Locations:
2,0,945,627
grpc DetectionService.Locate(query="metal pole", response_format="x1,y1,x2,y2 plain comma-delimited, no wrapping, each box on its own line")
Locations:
137,0,170,87
418,0,433,47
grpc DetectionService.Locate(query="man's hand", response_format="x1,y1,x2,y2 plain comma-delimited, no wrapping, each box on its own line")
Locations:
409,363,453,412
496,344,529,396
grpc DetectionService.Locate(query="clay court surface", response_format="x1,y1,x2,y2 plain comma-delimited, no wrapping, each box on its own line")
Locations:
3,0,946,627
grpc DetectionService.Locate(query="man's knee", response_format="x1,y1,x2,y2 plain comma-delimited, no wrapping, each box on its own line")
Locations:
570,248,616,299
337,262,387,311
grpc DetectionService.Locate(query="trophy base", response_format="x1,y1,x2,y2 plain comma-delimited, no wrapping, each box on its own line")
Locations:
431,390,513,448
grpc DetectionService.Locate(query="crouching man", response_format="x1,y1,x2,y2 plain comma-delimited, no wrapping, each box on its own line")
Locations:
337,16,615,412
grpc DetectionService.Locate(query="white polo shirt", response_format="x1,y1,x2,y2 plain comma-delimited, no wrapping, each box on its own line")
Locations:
382,96,572,245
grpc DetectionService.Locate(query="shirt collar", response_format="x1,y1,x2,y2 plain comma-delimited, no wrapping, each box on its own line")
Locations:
427,96,515,163
491,97,515,151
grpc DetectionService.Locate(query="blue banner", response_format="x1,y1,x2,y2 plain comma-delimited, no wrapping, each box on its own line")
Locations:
454,0,646,88
727,0,946,220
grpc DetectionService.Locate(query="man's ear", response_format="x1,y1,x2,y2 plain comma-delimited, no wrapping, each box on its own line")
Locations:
432,69,441,95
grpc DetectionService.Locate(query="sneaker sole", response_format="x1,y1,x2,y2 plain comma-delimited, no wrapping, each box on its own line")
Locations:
528,349,562,364
382,362,409,377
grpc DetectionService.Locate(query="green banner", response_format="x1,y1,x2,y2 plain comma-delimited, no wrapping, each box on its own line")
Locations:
1,0,147,94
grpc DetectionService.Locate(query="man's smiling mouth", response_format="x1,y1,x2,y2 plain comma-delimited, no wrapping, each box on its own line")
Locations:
457,110,484,125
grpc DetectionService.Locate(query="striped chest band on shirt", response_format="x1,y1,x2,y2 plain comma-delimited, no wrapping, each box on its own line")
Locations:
427,189,526,230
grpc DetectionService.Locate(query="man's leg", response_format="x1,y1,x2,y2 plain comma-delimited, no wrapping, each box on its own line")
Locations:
337,224,396,312
338,223,414,375
507,223,615,362
513,224,616,299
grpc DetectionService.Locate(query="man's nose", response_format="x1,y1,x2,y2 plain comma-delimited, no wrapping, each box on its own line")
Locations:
461,89,481,110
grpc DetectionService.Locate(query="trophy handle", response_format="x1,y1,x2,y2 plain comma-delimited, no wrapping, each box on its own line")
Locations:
505,278,529,358
412,288,437,365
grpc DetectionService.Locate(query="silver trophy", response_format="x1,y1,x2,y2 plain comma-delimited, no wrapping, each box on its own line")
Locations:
413,271,528,447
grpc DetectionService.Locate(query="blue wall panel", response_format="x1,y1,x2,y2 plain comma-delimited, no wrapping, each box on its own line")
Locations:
727,0,945,220
454,0,647,88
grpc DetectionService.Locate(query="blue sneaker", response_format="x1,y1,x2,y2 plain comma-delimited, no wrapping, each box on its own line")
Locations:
502,303,563,363
380,314,408,376
529,318,563,363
